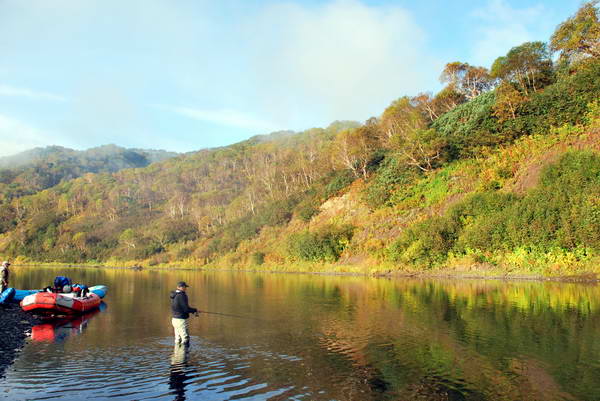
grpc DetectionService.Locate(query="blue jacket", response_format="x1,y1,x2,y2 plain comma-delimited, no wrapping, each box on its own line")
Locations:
170,290,197,319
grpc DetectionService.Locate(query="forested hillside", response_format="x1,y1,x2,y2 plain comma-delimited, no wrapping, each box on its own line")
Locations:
0,145,177,203
1,2,599,275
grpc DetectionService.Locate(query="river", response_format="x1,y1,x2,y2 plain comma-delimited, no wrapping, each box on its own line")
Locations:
1,266,600,400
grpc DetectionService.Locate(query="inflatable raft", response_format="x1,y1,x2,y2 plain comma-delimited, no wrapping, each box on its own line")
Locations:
89,285,108,299
14,289,40,302
1,288,43,304
21,291,104,315
0,287,15,304
3,286,101,304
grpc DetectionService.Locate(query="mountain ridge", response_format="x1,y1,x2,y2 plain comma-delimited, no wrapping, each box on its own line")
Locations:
0,144,178,203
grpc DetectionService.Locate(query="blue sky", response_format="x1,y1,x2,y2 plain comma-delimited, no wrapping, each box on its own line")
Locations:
0,0,582,157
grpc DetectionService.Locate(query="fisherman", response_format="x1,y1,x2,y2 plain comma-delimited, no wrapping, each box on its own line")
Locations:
170,281,199,345
0,261,10,293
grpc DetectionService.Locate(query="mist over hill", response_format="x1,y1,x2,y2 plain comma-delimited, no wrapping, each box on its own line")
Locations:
0,145,178,202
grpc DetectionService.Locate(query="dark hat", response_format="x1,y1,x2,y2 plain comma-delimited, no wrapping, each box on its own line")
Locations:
177,281,189,288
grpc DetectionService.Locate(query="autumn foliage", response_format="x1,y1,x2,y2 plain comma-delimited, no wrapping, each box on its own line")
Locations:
1,2,600,274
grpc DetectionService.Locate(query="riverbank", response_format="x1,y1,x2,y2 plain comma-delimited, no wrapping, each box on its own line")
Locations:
9,260,600,283
0,303,38,379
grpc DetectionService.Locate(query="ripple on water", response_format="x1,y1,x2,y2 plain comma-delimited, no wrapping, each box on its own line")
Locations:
2,336,332,400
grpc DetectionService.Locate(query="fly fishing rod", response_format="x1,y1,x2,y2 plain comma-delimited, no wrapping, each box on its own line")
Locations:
193,310,267,322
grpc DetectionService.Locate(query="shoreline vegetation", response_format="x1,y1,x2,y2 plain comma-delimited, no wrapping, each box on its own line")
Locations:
1,3,600,282
11,261,600,283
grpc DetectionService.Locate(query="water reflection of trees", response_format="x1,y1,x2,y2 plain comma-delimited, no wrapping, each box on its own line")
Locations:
190,274,600,400
11,268,600,400
313,279,600,400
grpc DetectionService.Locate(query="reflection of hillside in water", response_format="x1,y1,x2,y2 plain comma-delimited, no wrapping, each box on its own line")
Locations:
31,302,106,343
314,280,599,400
6,267,600,400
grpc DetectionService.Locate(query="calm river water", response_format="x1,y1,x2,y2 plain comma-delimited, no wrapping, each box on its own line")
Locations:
2,266,600,400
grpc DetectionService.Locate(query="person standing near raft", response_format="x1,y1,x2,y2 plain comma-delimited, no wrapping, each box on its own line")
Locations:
170,281,198,345
0,261,10,293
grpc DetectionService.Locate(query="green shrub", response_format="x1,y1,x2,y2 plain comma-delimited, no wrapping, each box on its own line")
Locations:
257,198,296,227
387,151,600,266
153,219,199,244
295,199,320,222
323,170,355,198
389,163,461,208
363,156,419,209
251,252,266,265
517,59,600,136
287,224,355,262
432,92,501,158
387,216,459,267
501,151,600,250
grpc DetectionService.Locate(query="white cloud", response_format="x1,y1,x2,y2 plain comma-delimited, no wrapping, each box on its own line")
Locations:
0,114,53,157
0,84,67,102
0,0,442,151
158,105,280,132
242,0,441,128
470,0,553,67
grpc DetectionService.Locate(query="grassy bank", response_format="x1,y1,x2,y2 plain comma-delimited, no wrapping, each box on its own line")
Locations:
11,255,600,283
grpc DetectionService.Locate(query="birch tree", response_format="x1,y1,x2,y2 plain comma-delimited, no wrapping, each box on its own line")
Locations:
551,1,600,62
